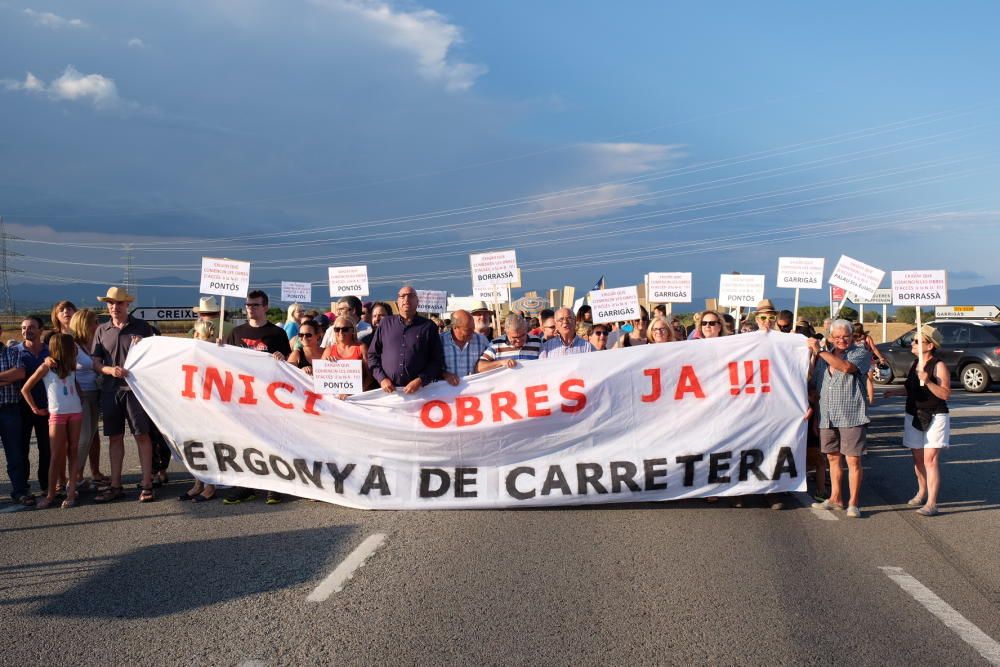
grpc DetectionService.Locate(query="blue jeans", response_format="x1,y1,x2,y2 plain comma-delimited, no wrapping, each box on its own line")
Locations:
19,400,50,492
0,403,27,499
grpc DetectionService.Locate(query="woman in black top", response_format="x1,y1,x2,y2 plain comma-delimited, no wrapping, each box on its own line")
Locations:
884,325,950,516
287,320,324,374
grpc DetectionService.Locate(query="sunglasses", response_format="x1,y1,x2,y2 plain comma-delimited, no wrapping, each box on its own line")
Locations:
333,326,354,333
702,320,721,327
592,331,609,337
756,314,776,321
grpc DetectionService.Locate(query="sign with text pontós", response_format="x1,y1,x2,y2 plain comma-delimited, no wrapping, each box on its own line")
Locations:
328,266,369,298
312,359,363,396
200,257,251,299
281,281,312,304
718,274,765,308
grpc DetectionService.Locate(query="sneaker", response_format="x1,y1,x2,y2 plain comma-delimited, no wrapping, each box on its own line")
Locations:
846,505,862,518
907,494,926,506
916,505,939,517
265,491,283,505
765,494,785,510
222,487,256,505
811,499,845,511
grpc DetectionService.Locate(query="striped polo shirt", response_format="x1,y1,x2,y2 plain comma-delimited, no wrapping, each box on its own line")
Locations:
480,334,543,363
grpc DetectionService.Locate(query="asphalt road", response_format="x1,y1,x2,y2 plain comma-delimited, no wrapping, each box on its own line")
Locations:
2,389,998,666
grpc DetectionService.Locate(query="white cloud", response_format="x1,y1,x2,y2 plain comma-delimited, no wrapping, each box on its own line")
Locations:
2,66,121,109
127,37,145,48
580,143,683,175
23,8,87,28
311,0,487,91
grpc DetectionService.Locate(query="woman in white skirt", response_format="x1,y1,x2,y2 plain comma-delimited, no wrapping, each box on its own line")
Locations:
884,325,950,516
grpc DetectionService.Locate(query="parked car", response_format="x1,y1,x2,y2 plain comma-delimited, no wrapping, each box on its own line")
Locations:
874,319,1000,392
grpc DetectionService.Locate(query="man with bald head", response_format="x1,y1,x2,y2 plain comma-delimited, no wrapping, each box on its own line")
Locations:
538,308,594,358
367,286,444,395
440,309,490,385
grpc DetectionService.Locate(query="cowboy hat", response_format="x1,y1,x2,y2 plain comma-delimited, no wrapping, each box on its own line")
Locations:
917,324,943,348
192,296,222,314
755,298,777,314
97,286,135,303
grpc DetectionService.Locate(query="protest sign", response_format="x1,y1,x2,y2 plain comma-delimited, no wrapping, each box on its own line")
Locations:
891,270,948,306
777,257,825,289
126,333,809,509
647,272,693,303
281,281,312,304
590,286,641,324
313,359,363,396
828,255,884,302
473,283,509,303
328,266,369,298
415,290,447,314
718,274,765,308
200,257,250,299
470,250,518,289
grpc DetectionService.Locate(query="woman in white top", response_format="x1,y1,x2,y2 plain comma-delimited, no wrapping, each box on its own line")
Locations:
68,309,103,489
21,334,83,509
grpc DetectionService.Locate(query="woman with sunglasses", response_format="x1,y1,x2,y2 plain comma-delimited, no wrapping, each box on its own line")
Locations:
697,310,728,339
322,315,374,393
647,316,677,343
587,323,610,351
287,320,324,375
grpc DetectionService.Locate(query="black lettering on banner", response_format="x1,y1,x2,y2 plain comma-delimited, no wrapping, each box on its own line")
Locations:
214,442,242,473
541,465,572,496
183,441,208,472
505,467,535,500
244,448,268,475
609,461,641,493
739,449,767,481
325,462,356,494
576,463,608,495
270,455,296,481
771,446,798,480
294,458,324,488
360,465,390,496
676,454,704,487
419,468,451,498
643,458,668,491
708,452,732,484
455,467,478,498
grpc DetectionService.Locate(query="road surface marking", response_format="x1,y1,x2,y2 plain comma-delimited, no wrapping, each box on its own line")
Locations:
237,661,266,667
794,492,838,520
307,533,387,602
879,566,1000,665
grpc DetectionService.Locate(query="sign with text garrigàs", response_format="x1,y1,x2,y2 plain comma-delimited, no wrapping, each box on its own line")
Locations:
776,257,825,289
328,266,369,298
647,272,692,303
718,274,765,308
590,286,641,324
891,270,948,306
312,359,363,396
416,290,447,314
828,255,884,302
470,250,518,289
281,281,312,303
200,257,251,299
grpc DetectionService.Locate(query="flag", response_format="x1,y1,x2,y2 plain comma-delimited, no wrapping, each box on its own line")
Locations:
591,275,605,291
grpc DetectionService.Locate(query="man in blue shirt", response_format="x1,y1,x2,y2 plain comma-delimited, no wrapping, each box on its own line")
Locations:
440,310,490,385
15,317,50,494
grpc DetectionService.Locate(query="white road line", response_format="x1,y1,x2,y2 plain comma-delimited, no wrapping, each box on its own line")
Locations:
879,566,1000,665
794,492,838,520
307,533,387,602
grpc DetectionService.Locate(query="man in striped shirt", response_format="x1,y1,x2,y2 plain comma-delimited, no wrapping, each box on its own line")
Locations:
477,314,542,372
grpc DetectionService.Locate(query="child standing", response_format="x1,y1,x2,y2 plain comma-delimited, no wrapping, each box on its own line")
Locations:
21,334,83,509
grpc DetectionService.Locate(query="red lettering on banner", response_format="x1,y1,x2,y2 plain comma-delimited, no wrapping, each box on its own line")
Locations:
421,400,452,428
641,369,661,403
559,379,587,413
203,367,233,402
674,365,705,400
456,396,484,426
181,364,198,399
728,359,772,396
266,382,295,410
491,391,522,422
302,390,323,415
237,374,258,405
525,385,551,417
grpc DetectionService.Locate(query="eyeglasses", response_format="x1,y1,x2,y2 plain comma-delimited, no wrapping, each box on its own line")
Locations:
334,326,354,333
246,303,265,308
756,314,776,321
652,327,669,334
299,333,315,338
592,331,609,337
702,320,720,327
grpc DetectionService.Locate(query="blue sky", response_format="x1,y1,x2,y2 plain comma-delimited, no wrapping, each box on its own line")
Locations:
2,0,999,305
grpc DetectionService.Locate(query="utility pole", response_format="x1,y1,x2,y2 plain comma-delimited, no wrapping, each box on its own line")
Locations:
122,243,136,302
0,217,20,314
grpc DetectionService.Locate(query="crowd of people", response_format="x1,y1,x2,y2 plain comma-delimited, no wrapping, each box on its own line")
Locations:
0,285,950,518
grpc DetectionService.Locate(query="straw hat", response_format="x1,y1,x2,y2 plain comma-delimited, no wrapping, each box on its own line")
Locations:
97,286,135,303
192,296,222,314
917,324,943,348
755,298,777,314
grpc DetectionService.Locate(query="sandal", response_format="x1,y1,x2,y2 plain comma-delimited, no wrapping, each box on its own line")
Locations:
61,498,77,509
16,494,36,506
138,487,156,503
192,492,216,503
36,497,54,509
94,485,123,503
91,473,111,486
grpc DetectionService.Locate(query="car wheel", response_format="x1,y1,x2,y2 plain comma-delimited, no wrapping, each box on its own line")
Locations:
961,363,990,393
872,363,894,385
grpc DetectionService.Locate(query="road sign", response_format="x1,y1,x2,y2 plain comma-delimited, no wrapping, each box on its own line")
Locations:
934,305,1000,319
130,307,196,321
851,288,892,305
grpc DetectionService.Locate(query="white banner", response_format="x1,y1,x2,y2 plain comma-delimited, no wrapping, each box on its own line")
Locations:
281,281,312,304
125,333,809,510
470,250,518,289
647,272,692,303
776,257,825,289
328,266,369,298
828,255,884,302
718,274,765,308
200,257,251,299
589,286,640,324
891,270,948,306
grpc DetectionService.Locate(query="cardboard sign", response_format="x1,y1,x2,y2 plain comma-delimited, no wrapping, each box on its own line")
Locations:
776,257,825,289
852,288,892,305
473,283,509,303
416,290,447,314
589,286,641,324
200,257,251,299
718,274,765,308
281,281,312,304
891,270,948,306
828,255,885,302
470,250,518,288
647,272,692,303
312,359,363,396
328,266,369,298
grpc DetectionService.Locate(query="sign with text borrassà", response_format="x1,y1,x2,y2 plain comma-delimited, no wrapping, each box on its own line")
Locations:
415,290,448,314
891,270,948,306
125,334,809,510
200,257,251,299
328,266,369,298
647,272,692,303
470,250,518,289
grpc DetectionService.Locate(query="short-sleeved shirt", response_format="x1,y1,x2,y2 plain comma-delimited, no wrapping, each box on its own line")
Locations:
0,345,22,405
226,322,293,356
93,317,156,393
13,342,49,406
538,336,595,358
813,343,871,428
440,331,490,378
480,335,543,363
